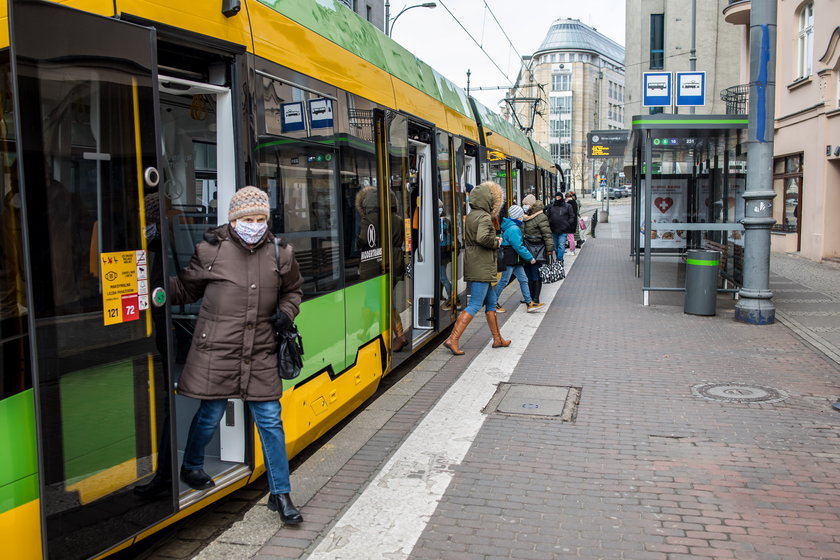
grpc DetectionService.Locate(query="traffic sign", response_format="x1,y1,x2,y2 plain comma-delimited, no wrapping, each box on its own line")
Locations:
643,72,672,107
675,72,705,106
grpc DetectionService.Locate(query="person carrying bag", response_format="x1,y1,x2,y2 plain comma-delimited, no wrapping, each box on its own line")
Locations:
521,193,555,305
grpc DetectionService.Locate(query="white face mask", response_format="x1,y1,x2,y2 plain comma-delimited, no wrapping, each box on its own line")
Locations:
438,208,444,216
522,205,531,213
234,221,268,244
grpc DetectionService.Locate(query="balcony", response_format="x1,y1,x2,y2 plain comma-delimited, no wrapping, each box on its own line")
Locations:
723,0,750,25
721,84,749,115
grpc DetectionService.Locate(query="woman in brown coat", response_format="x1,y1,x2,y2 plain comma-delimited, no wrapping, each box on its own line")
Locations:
170,186,304,525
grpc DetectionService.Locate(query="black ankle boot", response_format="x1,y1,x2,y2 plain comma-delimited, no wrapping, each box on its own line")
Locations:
133,473,172,499
533,280,542,304
179,467,215,490
267,493,303,525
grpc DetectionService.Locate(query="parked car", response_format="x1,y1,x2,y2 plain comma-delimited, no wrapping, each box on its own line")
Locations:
620,184,632,197
609,186,624,199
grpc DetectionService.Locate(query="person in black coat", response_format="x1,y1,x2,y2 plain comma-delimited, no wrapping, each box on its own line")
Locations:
545,191,575,263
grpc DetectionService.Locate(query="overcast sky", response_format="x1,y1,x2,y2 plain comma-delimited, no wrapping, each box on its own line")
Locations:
389,0,626,110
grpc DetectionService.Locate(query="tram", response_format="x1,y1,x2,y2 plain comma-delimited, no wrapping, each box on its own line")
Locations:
0,1,558,558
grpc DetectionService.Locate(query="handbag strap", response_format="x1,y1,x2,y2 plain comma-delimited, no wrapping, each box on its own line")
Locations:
273,238,282,319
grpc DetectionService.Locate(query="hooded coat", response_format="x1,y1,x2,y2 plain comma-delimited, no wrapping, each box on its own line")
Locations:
547,198,576,235
169,224,304,401
464,181,503,282
522,200,555,254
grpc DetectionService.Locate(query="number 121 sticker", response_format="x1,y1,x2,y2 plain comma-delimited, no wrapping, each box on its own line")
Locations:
101,250,144,326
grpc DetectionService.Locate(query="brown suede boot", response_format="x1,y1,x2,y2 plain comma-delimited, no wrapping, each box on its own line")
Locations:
443,312,473,355
392,313,407,352
486,311,511,348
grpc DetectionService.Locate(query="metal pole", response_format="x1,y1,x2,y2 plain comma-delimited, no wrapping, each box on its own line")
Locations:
385,1,390,35
735,0,777,324
643,130,652,305
689,0,697,114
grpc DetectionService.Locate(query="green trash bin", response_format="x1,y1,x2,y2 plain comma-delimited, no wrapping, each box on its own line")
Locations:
684,249,720,316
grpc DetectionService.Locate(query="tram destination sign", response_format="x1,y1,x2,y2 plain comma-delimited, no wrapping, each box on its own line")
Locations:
587,130,629,159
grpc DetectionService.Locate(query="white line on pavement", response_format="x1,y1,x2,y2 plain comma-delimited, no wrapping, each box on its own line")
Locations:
305,254,579,559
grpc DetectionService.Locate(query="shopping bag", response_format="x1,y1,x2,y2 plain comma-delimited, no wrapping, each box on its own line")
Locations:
539,258,565,284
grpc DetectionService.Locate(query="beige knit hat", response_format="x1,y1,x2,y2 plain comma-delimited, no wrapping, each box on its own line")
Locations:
522,194,536,207
228,186,269,221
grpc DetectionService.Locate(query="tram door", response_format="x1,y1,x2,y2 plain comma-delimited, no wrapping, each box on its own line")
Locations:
386,115,436,356
10,2,175,558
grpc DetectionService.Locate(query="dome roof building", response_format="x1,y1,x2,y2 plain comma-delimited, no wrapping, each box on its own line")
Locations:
507,19,625,193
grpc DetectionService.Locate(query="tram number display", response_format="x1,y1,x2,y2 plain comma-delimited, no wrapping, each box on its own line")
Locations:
101,250,148,326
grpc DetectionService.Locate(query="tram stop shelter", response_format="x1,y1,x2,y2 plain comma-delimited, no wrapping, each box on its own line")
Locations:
626,114,750,305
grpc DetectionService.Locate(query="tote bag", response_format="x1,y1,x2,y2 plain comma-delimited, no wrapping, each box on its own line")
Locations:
539,259,565,284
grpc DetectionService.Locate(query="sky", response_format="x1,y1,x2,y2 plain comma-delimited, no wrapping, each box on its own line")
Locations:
388,0,626,111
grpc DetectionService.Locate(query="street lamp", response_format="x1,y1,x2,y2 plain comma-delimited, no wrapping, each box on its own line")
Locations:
385,2,436,37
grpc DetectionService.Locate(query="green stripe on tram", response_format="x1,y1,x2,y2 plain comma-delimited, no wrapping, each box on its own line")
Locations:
0,390,39,513
686,258,720,267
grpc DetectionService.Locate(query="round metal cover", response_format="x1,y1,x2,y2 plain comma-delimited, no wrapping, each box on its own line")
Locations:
692,383,789,404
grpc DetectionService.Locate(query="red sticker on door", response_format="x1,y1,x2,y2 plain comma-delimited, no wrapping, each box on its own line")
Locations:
654,197,674,213
121,293,139,322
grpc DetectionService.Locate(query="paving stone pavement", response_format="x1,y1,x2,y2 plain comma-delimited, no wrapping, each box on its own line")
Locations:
136,200,840,560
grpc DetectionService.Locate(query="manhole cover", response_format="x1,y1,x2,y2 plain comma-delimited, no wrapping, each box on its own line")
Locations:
692,382,789,404
484,383,581,421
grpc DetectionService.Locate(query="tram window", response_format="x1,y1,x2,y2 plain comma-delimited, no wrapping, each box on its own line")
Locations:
341,146,383,284
259,143,341,297
258,75,341,141
0,57,32,399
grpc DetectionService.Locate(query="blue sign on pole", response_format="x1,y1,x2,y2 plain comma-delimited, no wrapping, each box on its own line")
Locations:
675,72,706,106
643,72,672,107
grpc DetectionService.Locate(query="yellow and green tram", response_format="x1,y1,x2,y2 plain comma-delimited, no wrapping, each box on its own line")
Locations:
0,1,558,558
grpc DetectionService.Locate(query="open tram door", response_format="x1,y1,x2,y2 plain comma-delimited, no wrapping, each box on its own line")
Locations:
385,113,437,359
9,1,179,557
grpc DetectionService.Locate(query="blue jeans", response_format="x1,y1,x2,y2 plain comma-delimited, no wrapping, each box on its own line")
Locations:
464,281,499,315
440,263,452,299
494,265,531,303
183,399,291,494
551,232,565,262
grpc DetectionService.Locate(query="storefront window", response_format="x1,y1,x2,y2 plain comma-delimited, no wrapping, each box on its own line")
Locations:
772,154,802,234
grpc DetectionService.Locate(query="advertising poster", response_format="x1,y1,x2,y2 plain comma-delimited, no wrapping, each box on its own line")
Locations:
639,181,687,249
281,101,305,133
727,177,746,247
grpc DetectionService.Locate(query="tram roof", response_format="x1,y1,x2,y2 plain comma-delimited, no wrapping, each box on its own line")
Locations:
257,0,474,120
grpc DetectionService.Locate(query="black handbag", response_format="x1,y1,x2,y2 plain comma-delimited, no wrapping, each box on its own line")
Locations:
496,245,506,272
273,238,304,380
522,234,547,263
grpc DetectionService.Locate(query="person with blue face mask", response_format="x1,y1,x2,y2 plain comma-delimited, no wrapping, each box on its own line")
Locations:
169,186,305,526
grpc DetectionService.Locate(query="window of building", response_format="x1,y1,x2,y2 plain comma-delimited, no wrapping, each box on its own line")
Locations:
552,73,571,92
650,14,665,69
366,5,372,21
559,143,571,158
772,154,802,239
798,3,814,79
559,119,571,138
550,95,571,115
550,119,560,137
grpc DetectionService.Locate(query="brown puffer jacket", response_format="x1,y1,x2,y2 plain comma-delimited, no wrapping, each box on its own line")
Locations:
169,225,303,401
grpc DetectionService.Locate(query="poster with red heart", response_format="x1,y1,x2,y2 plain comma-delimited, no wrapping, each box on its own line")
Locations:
639,181,687,248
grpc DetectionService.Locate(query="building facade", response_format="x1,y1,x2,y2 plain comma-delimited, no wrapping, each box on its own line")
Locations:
339,0,385,31
508,19,625,193
724,0,840,262
624,0,741,117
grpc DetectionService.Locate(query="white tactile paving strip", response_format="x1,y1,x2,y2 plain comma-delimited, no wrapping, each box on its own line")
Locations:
306,253,579,560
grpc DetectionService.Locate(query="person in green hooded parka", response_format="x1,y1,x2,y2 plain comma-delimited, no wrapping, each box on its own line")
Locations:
443,180,511,354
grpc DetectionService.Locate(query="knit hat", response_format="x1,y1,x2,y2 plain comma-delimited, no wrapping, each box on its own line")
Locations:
555,190,564,198
508,205,525,221
522,194,536,207
228,186,269,221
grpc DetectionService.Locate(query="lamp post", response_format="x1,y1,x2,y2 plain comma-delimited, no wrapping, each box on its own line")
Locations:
385,2,436,37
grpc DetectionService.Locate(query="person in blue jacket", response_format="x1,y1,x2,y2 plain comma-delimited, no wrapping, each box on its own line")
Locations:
494,205,545,313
